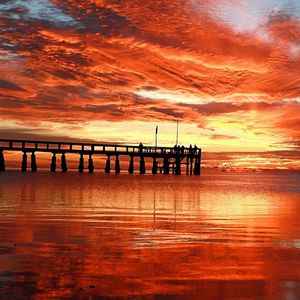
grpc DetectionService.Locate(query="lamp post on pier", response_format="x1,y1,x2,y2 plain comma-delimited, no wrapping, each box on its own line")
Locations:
155,125,158,150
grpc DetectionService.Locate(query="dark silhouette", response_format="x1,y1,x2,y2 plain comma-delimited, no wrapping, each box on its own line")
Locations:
50,153,56,172
115,155,121,173
138,142,143,153
181,145,185,155
88,154,94,173
31,152,37,172
61,153,68,172
139,156,146,174
173,144,177,153
0,138,202,175
105,155,110,174
194,144,198,154
0,150,5,172
21,152,27,172
78,153,84,173
128,156,134,174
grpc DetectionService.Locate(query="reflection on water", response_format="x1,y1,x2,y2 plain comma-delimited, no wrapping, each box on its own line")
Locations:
0,171,300,299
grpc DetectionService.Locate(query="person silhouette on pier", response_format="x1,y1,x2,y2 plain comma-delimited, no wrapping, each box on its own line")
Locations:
174,144,178,154
194,145,198,154
139,142,144,153
181,145,185,155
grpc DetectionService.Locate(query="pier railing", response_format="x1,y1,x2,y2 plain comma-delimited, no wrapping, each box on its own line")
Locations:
0,138,201,175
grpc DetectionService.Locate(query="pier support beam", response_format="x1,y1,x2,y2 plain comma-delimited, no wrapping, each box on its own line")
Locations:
105,155,111,174
88,154,94,173
193,155,201,175
186,156,189,175
193,151,201,175
50,153,56,172
0,150,5,171
163,156,169,175
21,152,27,172
199,149,202,174
128,156,134,174
78,153,84,173
140,156,146,174
190,157,193,175
31,152,37,172
175,156,181,175
61,153,68,173
115,155,121,174
152,158,157,174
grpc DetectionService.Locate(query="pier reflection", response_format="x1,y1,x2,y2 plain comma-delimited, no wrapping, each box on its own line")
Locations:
0,172,300,299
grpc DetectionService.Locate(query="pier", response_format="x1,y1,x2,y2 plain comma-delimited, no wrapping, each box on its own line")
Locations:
0,139,201,175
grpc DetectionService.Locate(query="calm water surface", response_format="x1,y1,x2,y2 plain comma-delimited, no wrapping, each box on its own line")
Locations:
0,171,300,299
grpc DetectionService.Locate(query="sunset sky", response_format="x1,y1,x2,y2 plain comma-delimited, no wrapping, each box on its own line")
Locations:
0,0,300,169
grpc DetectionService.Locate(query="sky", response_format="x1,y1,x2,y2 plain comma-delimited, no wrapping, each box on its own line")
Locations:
0,0,300,169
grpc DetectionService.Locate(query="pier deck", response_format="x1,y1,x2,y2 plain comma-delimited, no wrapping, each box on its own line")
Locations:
0,139,201,175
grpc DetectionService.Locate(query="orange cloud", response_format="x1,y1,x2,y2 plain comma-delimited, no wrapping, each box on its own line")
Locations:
0,0,300,168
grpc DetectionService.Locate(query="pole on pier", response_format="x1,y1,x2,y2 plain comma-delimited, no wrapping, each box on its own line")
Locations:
0,150,5,171
50,153,56,172
88,154,94,173
176,117,179,145
140,156,146,174
31,152,37,172
175,155,181,175
128,156,134,174
163,156,169,175
115,155,121,174
78,153,84,173
105,155,111,174
61,153,68,173
155,126,158,150
21,152,27,172
152,158,157,174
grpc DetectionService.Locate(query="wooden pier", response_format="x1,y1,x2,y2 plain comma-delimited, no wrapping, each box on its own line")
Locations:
0,139,201,175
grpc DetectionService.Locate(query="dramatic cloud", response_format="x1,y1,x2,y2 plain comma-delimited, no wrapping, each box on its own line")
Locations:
0,0,81,28
0,0,300,168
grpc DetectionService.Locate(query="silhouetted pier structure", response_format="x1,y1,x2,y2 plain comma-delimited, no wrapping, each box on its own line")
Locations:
0,139,201,175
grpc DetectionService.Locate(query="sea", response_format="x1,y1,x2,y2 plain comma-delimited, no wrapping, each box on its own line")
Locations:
0,170,299,299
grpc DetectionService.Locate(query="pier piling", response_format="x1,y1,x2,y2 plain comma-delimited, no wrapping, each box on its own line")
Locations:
50,153,56,172
190,157,193,175
105,155,111,174
152,158,157,174
78,153,84,173
128,156,134,174
194,159,200,175
175,156,181,175
140,156,146,174
61,153,68,173
0,150,5,172
21,152,27,172
186,156,189,175
88,154,94,173
115,155,121,174
163,156,169,175
31,152,37,172
193,151,201,175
